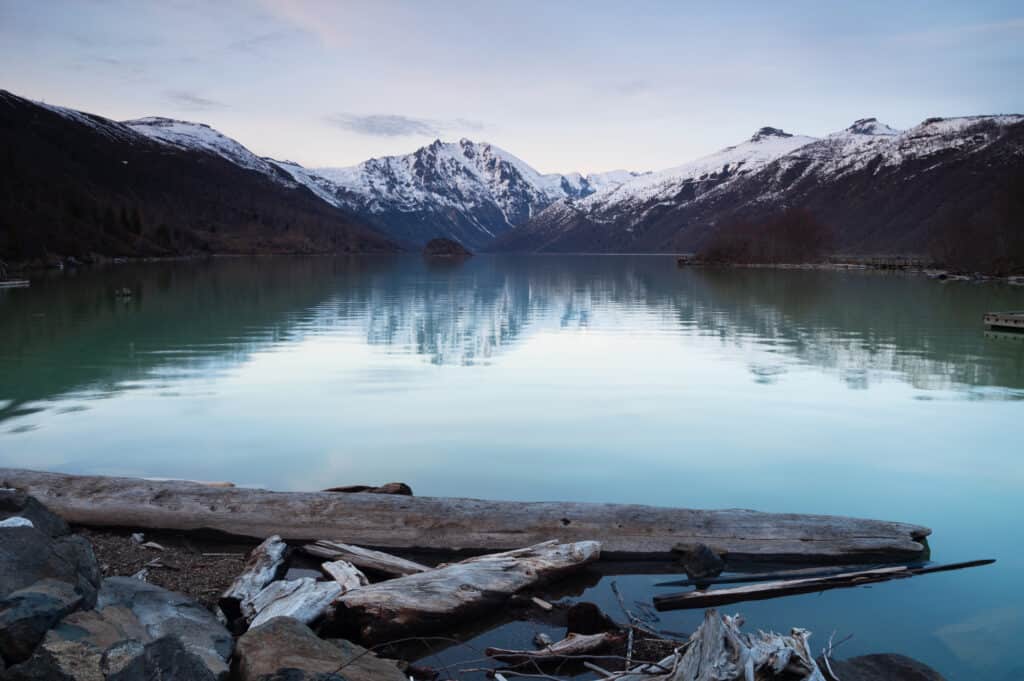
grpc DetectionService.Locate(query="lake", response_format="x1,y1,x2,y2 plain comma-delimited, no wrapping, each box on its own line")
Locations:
1,255,1022,679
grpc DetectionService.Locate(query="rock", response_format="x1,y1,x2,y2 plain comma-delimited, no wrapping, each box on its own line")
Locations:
96,577,233,677
105,636,218,681
821,653,946,681
235,616,406,681
5,577,233,680
0,491,69,538
0,527,100,607
566,602,619,635
0,579,84,665
672,542,725,580
422,238,472,258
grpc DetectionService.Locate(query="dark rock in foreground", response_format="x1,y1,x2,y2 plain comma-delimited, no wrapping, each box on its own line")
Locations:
4,577,233,680
423,237,472,257
0,580,84,665
822,653,946,681
0,491,70,539
0,525,100,607
235,616,406,681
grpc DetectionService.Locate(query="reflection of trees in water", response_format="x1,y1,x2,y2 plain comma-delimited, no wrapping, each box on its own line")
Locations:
669,269,1024,393
1,257,1022,425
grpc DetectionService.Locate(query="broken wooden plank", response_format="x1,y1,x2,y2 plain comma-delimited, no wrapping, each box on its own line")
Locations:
654,562,926,588
248,577,342,628
486,631,625,664
219,535,288,622
0,468,931,563
302,540,430,576
653,559,995,611
336,540,601,643
320,559,369,594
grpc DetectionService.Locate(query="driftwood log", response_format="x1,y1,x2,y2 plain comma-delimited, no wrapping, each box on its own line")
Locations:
248,577,342,628
324,482,412,495
653,559,995,611
320,559,369,593
619,609,825,681
0,468,931,564
219,535,287,622
302,540,430,576
336,540,601,643
485,631,626,664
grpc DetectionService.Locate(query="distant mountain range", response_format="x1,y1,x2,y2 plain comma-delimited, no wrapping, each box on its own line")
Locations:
2,89,1021,262
499,116,1024,255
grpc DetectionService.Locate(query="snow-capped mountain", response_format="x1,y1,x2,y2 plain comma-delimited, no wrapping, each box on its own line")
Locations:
122,112,645,250
496,116,1024,254
271,139,643,249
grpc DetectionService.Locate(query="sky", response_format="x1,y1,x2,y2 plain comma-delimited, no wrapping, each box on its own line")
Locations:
1,0,1022,174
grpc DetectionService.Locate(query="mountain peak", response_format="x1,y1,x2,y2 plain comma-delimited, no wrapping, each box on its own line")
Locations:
750,126,792,142
846,118,899,136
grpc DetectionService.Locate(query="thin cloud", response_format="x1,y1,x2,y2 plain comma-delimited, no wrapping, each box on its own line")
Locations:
610,79,652,96
165,90,228,111
326,113,484,138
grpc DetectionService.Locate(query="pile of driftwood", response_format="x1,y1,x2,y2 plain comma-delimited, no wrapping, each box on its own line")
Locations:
219,536,601,643
216,534,851,681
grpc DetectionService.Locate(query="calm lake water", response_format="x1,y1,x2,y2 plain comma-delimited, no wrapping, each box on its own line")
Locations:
1,256,1022,679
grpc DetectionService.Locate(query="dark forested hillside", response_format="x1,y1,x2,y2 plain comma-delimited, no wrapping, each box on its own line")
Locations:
0,91,397,263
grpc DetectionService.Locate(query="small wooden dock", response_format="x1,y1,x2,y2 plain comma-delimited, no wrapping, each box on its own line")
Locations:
984,312,1024,331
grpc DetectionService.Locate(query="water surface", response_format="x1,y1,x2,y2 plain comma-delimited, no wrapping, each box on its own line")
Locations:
1,256,1021,679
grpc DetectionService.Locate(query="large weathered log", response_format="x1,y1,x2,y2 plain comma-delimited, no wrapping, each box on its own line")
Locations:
618,609,825,681
336,540,600,643
0,468,931,563
302,540,430,576
653,559,995,611
219,535,287,622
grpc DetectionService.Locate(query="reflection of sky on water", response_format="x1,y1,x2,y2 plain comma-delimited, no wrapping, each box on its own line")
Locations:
0,256,1022,679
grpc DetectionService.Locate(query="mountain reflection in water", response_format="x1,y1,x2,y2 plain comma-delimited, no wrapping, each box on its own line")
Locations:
1,255,1022,680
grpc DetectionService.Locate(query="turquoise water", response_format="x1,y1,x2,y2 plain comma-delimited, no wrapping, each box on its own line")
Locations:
1,256,1022,679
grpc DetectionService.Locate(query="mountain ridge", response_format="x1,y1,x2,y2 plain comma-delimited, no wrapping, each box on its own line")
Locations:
3,88,1021,262
0,90,398,262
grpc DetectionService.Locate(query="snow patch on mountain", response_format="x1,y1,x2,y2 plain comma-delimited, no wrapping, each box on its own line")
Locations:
573,126,818,220
124,117,286,179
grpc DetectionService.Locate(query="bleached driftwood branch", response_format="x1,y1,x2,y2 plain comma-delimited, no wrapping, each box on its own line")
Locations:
337,540,601,643
617,609,825,681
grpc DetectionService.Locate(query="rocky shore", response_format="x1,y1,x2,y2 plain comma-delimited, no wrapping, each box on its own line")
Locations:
1,488,951,680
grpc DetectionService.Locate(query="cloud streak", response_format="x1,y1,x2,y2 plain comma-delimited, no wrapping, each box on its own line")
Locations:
165,90,227,111
326,113,484,137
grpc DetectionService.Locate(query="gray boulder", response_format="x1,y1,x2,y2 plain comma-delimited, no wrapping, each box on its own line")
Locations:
105,636,218,681
0,527,100,607
3,577,233,680
673,542,725,580
0,491,69,539
235,616,406,681
0,579,84,665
